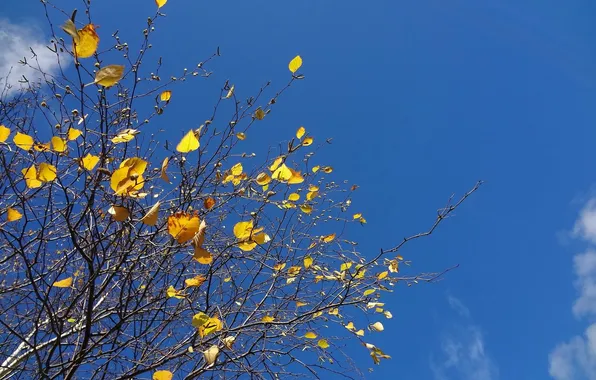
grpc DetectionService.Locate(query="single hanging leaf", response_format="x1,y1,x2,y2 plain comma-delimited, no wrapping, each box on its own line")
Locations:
111,128,139,144
303,256,313,269
22,166,41,188
222,336,236,349
176,130,200,153
225,85,235,99
7,208,22,222
321,233,336,243
254,108,265,120
94,65,125,87
317,339,329,349
192,220,213,265
37,163,57,182
261,316,275,323
185,275,206,288
166,285,185,299
296,126,305,139
269,156,284,172
304,332,317,339
160,90,172,102
141,201,161,226
256,173,271,186
0,125,11,142
302,136,313,146
160,157,171,183
167,212,200,243
272,163,292,181
51,136,67,153
108,205,129,221
153,370,173,380
236,132,246,140
13,132,34,151
288,55,303,73
53,277,73,288
370,322,384,332
74,24,99,58
377,271,388,280
67,128,82,140
155,0,167,8
80,153,99,171
288,193,300,201
300,204,313,214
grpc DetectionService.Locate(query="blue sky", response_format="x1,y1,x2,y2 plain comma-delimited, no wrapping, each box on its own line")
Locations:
2,0,596,379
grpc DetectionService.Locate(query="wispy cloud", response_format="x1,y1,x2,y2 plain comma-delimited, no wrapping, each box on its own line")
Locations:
549,199,596,380
431,296,498,380
0,18,63,96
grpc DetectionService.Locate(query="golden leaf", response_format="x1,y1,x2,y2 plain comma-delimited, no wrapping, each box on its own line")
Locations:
321,233,336,243
0,125,10,142
51,136,67,153
363,289,375,296
288,193,300,201
111,129,139,144
21,166,41,189
13,132,34,151
296,126,305,139
168,212,200,243
108,205,129,221
272,163,292,181
254,108,265,120
287,169,304,184
155,0,167,8
53,277,73,288
317,339,329,349
95,65,125,87
37,163,57,182
67,128,82,141
256,172,272,186
161,157,171,183
312,165,320,173
261,315,275,323
323,166,333,174
306,191,319,201
185,275,206,288
273,263,286,271
160,90,172,102
74,24,99,58
166,285,185,299
7,208,22,222
303,256,313,269
176,130,200,153
236,132,246,140
304,332,317,339
141,201,160,226
269,156,283,172
222,336,236,349
153,370,173,380
370,322,384,332
288,55,303,73
302,136,313,146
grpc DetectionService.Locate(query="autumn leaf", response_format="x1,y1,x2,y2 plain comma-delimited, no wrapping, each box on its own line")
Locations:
61,19,79,43
111,129,139,144
168,212,200,243
370,322,384,332
203,345,219,366
13,132,34,151
141,201,160,226
21,166,41,189
203,197,216,210
233,220,270,252
288,193,300,201
166,285,185,299
108,205,129,221
78,153,99,171
176,130,200,153
67,128,82,141
256,173,272,186
312,165,320,173
184,275,206,288
296,126,305,139
153,370,173,380
303,256,313,269
254,108,265,120
155,0,167,8
95,65,125,87
160,90,172,102
377,271,388,280
74,24,99,58
269,157,283,172
317,339,329,349
323,166,333,174
6,208,22,222
192,220,213,264
110,158,148,196
272,163,292,182
304,332,317,339
288,55,303,73
51,136,67,153
53,277,73,288
302,137,313,146
0,125,10,142
236,132,246,140
261,315,275,323
321,233,336,243
225,85,235,99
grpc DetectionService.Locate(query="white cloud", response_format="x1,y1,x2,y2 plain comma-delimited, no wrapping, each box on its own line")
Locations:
0,18,64,96
549,197,596,380
431,297,498,380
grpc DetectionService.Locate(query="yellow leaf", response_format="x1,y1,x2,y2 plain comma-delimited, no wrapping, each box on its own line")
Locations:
0,125,10,142
199,316,222,338
203,345,219,366
323,166,333,174
238,241,257,252
370,322,384,332
53,277,73,288
302,136,313,146
256,172,272,186
261,316,275,323
61,19,79,43
377,271,388,280
303,256,313,269
287,266,301,276
312,165,320,173
296,301,308,307
155,0,167,8
67,128,82,141
194,246,213,265
304,332,317,339
236,132,246,140
7,208,22,222
33,142,51,152
340,262,352,272
13,132,34,151
153,370,173,380
296,126,305,139
384,311,393,319
321,233,336,243
353,213,362,219
306,191,319,201
233,220,253,240
79,154,99,171
74,24,99,58
141,201,160,226
363,289,375,296
273,263,286,271
166,285,185,299
111,128,139,144
21,166,41,189
288,193,300,201
108,205,129,221
272,163,292,181
37,163,57,182
356,329,365,336
160,157,171,183
51,136,67,153
176,130,200,153
345,322,355,331
269,157,283,172
185,275,206,288
160,90,172,102
328,308,339,315
168,212,200,243
288,55,303,73
192,312,210,329
300,204,313,214
230,163,243,176
95,65,125,87
317,339,329,349
287,169,304,184
225,85,235,99
110,157,148,196
222,336,236,349
254,108,265,120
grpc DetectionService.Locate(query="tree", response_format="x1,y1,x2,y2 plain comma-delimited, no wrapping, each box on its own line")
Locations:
0,1,481,379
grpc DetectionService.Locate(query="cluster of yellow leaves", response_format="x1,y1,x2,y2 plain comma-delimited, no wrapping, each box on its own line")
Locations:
345,321,365,337
222,163,247,186
22,163,57,188
110,157,147,197
353,212,367,224
269,157,304,185
233,220,270,251
295,126,313,146
192,312,223,338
